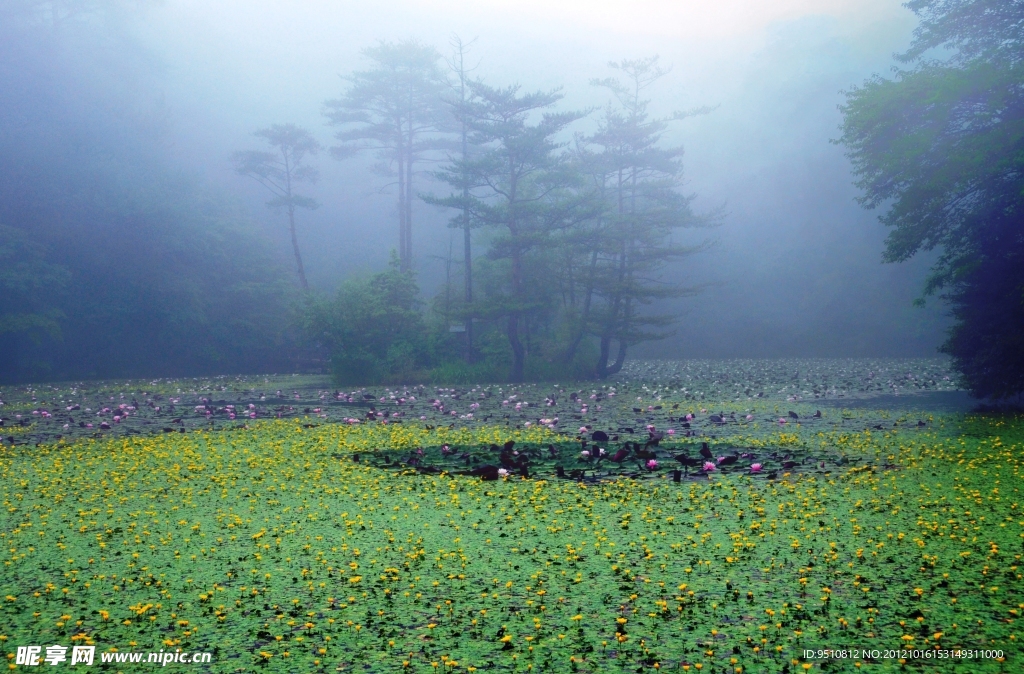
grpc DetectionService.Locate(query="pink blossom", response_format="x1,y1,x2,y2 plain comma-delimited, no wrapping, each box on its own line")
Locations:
778,418,787,424
702,461,717,472
646,459,658,471
750,463,763,473
581,450,590,458
685,413,693,421
745,414,754,421
667,429,675,435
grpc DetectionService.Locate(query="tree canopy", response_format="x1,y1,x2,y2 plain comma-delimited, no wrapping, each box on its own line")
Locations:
838,0,1024,398
233,124,321,290
0,10,299,382
324,40,448,273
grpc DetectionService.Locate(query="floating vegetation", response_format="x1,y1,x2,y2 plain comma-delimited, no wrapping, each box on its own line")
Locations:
1,361,1019,672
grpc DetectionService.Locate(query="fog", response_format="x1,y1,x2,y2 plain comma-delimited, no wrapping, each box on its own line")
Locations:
0,0,949,382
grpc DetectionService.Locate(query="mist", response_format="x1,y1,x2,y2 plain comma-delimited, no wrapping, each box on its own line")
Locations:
0,0,947,382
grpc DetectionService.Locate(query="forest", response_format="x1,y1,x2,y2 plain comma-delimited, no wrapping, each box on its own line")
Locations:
4,0,1018,398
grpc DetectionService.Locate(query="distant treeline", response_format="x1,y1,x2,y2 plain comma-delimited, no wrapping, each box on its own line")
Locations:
3,0,1021,398
0,6,299,383
1,7,716,385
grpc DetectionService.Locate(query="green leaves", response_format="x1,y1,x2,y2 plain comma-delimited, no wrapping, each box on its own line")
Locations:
305,257,428,385
838,0,1024,399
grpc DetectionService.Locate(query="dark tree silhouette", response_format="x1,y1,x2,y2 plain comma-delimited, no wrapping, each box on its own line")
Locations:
839,0,1024,399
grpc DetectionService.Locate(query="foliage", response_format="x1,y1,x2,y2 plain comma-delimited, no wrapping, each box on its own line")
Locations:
232,124,321,290
323,40,448,273
425,60,713,383
838,0,1024,399
570,57,716,377
1,366,1019,673
0,4,301,384
305,255,430,385
427,82,592,382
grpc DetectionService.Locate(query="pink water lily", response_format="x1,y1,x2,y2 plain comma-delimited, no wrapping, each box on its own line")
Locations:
750,463,763,473
702,461,717,472
646,459,658,471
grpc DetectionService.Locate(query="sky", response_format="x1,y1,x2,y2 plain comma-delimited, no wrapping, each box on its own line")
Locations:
127,0,944,357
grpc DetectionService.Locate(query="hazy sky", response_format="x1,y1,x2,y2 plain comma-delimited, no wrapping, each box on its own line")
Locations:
128,0,941,357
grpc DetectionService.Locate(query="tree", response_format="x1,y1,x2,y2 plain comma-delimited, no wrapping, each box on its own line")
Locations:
573,57,714,377
232,124,320,290
324,40,447,273
838,0,1024,399
303,252,427,384
0,6,299,383
443,35,479,363
428,82,587,382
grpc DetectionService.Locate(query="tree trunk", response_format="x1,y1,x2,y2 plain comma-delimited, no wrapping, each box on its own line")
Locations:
508,236,526,381
563,248,598,364
606,338,627,376
405,123,414,272
462,120,473,363
288,205,309,291
595,334,627,378
507,162,524,381
397,152,407,272
508,313,525,382
282,150,309,291
596,333,612,378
